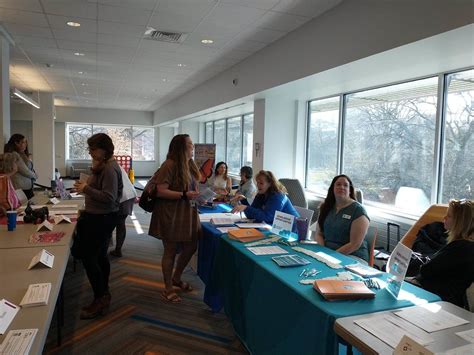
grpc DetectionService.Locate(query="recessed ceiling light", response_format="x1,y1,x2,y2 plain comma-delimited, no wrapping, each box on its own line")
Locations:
162,78,167,82
74,52,85,56
177,63,186,67
201,39,214,44
78,71,84,74
66,21,81,27
83,91,91,95
81,83,87,86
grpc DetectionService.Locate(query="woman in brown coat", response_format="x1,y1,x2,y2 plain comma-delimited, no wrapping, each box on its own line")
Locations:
148,134,201,303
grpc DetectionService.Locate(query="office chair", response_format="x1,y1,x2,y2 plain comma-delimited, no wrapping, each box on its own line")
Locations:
279,178,308,208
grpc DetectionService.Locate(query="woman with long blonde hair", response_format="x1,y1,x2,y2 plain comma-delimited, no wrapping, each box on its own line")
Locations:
148,134,201,303
415,199,474,307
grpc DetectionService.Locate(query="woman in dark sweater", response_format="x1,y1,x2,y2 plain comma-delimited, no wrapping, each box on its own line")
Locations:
73,133,123,319
415,199,474,308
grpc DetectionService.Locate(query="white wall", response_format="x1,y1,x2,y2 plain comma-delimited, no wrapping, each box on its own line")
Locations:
158,126,175,165
153,0,472,124
54,121,66,176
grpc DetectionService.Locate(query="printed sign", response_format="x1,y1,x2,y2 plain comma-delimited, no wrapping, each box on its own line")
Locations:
386,242,413,298
271,211,297,241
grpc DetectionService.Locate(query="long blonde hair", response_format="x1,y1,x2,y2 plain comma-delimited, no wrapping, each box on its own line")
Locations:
167,134,200,190
447,199,474,243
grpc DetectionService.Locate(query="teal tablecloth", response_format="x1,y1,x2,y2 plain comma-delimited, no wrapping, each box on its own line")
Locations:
208,236,441,355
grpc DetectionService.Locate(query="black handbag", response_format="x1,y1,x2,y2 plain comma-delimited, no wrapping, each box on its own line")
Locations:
139,173,158,213
71,214,87,259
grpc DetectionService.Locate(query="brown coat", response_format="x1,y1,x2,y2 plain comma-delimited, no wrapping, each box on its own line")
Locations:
148,159,201,242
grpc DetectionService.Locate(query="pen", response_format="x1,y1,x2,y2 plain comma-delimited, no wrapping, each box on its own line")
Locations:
299,268,307,277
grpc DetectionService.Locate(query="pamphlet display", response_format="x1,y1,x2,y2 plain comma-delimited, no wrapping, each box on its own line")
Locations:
194,144,215,184
386,242,412,298
271,211,297,241
20,283,52,307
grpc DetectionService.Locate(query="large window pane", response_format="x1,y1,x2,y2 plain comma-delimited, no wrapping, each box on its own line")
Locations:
214,120,226,163
306,97,339,193
68,124,92,159
242,114,253,167
132,127,154,161
344,77,438,215
93,125,132,156
205,122,213,143
226,117,242,174
442,69,474,201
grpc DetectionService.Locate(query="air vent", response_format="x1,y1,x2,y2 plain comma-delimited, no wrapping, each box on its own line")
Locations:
144,27,187,43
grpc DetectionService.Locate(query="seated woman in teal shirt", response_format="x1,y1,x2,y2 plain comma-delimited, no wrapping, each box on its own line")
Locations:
315,174,370,262
231,170,299,225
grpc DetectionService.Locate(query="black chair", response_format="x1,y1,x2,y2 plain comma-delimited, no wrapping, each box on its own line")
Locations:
279,178,308,208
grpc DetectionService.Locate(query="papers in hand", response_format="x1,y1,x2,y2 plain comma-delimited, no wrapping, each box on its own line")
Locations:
36,220,54,232
0,329,37,354
197,187,216,204
20,283,51,307
0,299,20,334
28,249,54,269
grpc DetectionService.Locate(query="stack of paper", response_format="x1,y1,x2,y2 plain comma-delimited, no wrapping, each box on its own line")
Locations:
345,263,383,277
0,329,37,354
0,299,20,334
20,283,51,307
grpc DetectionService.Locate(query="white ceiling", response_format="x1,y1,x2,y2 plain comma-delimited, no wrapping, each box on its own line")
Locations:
2,0,342,111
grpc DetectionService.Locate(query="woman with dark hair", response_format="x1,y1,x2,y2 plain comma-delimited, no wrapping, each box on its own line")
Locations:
231,170,298,224
210,161,232,195
148,134,201,303
316,175,370,262
73,133,122,319
4,134,37,199
413,199,474,307
231,165,256,204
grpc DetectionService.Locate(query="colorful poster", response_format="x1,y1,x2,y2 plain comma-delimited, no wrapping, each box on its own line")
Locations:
194,144,215,184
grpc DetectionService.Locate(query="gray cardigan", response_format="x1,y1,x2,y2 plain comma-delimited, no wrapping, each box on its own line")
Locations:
10,152,37,190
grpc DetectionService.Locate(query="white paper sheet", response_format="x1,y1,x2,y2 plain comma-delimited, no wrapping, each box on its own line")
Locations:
394,307,469,333
216,226,239,233
0,329,37,354
20,283,51,307
199,212,235,222
354,314,434,348
247,246,288,255
455,329,474,343
235,223,272,229
0,299,20,335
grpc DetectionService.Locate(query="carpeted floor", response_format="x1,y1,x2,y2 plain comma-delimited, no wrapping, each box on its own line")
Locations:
43,207,247,354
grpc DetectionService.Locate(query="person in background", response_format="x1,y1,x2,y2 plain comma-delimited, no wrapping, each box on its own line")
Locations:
210,161,232,195
231,170,299,224
414,199,474,307
73,133,122,319
148,134,201,303
315,174,370,262
230,166,257,205
110,166,137,258
4,134,37,200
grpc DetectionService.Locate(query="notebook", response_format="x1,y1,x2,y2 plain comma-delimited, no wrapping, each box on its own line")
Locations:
313,280,375,301
228,228,264,242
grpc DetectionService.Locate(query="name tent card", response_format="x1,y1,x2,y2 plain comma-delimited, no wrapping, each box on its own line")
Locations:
36,220,54,232
271,211,297,241
20,283,52,307
386,242,412,298
47,197,60,205
54,215,72,224
394,335,433,355
28,249,54,269
0,299,20,334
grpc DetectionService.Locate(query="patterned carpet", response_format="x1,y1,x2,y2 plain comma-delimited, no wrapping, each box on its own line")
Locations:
44,207,247,354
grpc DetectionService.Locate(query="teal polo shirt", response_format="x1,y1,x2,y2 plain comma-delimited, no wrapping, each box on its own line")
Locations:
323,201,370,262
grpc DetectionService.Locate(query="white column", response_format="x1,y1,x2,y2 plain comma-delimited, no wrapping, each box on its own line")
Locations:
0,36,11,148
253,99,265,173
32,92,55,186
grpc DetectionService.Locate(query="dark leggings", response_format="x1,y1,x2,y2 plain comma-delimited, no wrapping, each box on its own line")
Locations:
114,214,128,251
23,189,34,200
80,212,118,299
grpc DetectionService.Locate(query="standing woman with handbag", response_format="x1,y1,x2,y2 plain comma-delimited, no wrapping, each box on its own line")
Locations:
73,133,122,319
148,134,201,303
4,134,37,200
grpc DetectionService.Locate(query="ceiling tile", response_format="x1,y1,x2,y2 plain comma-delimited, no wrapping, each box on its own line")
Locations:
4,22,54,38
97,33,141,48
200,3,266,31
98,21,145,37
0,0,42,12
42,0,98,19
256,11,309,32
97,0,158,11
98,4,151,25
52,28,98,42
272,0,342,18
220,0,279,10
16,35,58,49
47,14,98,32
0,8,49,27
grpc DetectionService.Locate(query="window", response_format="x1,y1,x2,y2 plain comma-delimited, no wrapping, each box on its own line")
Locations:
67,124,155,161
205,122,213,144
214,120,226,164
226,117,242,174
441,69,474,201
203,113,254,174
344,77,438,215
242,114,253,167
306,97,340,194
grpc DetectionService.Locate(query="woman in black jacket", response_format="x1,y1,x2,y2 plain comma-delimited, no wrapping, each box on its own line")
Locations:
415,199,474,307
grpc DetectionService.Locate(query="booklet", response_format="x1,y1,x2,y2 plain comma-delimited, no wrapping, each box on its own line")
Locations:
345,263,383,277
0,328,38,354
29,231,65,244
313,280,375,301
20,283,51,307
228,228,264,242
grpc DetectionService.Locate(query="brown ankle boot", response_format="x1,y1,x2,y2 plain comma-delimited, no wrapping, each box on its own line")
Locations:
80,297,108,319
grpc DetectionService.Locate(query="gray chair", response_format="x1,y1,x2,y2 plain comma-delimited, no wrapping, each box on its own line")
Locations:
279,178,308,208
